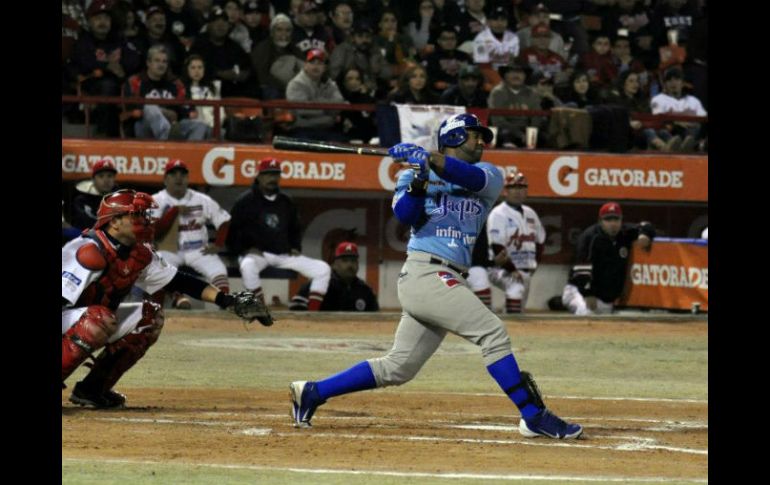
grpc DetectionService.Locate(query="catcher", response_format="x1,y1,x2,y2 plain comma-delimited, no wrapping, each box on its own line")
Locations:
62,189,272,408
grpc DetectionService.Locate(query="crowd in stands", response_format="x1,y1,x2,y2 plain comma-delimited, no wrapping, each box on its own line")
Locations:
62,0,707,152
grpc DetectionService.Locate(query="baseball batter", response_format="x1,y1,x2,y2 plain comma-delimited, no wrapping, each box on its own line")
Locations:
467,172,545,313
289,114,583,439
62,189,261,408
152,160,232,304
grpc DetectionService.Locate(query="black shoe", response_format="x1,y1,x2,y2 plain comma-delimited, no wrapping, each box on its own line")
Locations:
69,381,126,409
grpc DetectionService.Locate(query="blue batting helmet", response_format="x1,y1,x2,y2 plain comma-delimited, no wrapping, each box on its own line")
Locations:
437,113,494,151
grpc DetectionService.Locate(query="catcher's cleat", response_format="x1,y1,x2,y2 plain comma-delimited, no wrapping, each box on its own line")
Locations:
519,408,583,439
69,381,126,409
290,381,325,428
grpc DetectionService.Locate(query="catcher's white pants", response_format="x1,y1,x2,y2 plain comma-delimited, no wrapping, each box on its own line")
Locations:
238,250,330,294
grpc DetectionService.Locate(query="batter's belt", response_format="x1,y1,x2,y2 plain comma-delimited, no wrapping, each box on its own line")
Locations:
407,251,469,279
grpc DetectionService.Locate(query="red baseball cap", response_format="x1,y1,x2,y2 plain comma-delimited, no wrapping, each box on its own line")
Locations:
306,48,326,62
92,159,117,177
599,202,622,219
258,157,282,174
504,171,528,187
86,0,112,18
334,241,359,258
165,159,189,175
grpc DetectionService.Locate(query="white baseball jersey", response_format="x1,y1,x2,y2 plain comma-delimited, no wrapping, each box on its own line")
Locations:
473,28,520,69
151,189,231,252
650,93,707,117
61,237,177,307
486,202,545,271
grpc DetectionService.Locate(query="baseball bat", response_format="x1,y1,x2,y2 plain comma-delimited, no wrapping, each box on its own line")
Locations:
272,136,389,157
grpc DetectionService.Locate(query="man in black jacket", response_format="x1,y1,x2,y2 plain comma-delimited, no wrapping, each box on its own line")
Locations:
290,242,379,311
227,158,331,310
561,201,655,315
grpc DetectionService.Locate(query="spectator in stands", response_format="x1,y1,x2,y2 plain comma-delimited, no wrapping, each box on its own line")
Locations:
516,3,566,59
111,3,144,48
562,201,655,315
488,61,542,148
373,9,417,81
439,64,488,108
457,0,487,47
542,0,590,58
423,24,472,93
431,0,462,29
337,67,378,143
291,0,333,57
135,5,188,78
242,1,271,46
404,0,442,54
472,5,519,70
650,65,707,152
152,159,232,309
71,159,119,231
290,242,379,311
649,0,697,54
579,32,618,93
163,0,202,50
123,45,210,140
286,48,348,141
386,64,438,104
329,18,389,96
227,158,332,311
190,0,214,26
327,1,354,48
251,14,304,100
190,6,255,97
70,0,142,136
531,71,563,110
606,70,675,151
518,23,568,85
182,54,225,133
222,0,253,54
625,24,658,74
602,0,651,36
559,69,598,108
611,34,648,93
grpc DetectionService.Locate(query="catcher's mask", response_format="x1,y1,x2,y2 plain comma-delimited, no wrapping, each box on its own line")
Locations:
94,189,158,242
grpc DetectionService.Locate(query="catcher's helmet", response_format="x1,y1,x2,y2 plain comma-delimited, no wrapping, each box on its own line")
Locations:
437,113,494,151
94,189,158,229
505,171,528,187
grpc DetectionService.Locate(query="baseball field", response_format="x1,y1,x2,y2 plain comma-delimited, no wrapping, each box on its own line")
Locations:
62,311,708,485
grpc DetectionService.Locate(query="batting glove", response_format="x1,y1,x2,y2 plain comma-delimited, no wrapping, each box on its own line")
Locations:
407,148,430,181
388,142,420,161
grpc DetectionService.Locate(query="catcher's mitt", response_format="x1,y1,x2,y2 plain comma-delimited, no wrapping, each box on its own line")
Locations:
229,291,274,326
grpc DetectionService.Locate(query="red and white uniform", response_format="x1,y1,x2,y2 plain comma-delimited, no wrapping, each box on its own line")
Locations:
62,231,177,341
151,188,231,288
473,28,520,69
485,202,545,310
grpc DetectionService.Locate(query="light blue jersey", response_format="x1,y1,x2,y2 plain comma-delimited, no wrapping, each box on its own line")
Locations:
392,162,504,267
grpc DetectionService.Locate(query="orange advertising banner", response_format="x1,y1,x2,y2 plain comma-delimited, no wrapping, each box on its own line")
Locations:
620,239,708,311
62,139,708,201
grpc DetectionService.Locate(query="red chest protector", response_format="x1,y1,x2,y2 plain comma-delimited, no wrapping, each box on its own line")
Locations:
76,230,153,311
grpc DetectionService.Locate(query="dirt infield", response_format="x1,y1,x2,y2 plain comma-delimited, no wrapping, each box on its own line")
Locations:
62,315,707,483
